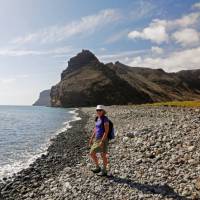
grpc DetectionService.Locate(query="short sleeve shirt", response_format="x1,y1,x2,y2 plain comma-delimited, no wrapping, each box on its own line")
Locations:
95,116,109,139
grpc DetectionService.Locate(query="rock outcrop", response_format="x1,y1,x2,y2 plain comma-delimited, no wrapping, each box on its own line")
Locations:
50,50,200,107
33,89,51,106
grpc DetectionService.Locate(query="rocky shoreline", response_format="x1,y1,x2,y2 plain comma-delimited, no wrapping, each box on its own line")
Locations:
0,110,89,200
1,105,200,200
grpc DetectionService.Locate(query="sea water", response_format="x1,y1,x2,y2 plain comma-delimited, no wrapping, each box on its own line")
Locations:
0,105,79,179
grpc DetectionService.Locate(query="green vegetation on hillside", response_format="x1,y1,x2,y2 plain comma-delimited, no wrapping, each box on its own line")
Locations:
145,101,200,107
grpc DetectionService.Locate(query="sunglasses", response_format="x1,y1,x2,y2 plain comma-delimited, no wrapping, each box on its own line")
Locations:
96,109,103,112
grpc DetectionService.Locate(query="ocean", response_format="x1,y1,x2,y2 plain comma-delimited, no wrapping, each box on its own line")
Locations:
0,105,79,179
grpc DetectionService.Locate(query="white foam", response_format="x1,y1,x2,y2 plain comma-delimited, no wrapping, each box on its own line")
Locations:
0,148,47,179
0,108,81,180
56,108,81,133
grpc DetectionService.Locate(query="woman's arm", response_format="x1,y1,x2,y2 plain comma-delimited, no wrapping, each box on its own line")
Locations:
101,122,109,143
89,128,96,146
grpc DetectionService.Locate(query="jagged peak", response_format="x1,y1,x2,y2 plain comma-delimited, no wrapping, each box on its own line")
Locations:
115,61,122,65
68,49,99,69
61,49,99,79
114,61,128,68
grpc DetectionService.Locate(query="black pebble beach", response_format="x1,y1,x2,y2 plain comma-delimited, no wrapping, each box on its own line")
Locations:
0,110,89,200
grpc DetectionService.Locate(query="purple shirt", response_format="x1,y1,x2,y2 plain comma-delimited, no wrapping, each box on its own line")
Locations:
95,116,109,139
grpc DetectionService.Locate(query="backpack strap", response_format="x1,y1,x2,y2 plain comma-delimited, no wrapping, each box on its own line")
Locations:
101,116,110,132
101,116,105,132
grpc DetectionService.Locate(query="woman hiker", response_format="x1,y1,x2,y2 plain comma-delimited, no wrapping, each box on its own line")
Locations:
89,105,109,176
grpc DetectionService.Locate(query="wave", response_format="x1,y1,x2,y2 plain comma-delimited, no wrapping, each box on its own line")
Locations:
0,108,81,180
0,144,48,180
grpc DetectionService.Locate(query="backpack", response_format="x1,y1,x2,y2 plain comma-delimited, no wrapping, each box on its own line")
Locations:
95,116,115,140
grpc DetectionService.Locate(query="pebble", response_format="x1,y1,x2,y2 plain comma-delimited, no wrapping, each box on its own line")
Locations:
64,182,72,190
122,136,129,143
195,178,200,190
1,106,200,200
188,146,195,151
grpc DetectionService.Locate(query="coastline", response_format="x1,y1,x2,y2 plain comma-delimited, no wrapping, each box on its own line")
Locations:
1,105,200,199
0,107,81,180
0,109,89,200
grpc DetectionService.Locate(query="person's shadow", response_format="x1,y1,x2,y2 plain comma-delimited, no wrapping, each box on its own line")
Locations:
107,175,189,200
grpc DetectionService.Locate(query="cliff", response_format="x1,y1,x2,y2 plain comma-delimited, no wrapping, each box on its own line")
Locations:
33,89,51,106
50,50,200,107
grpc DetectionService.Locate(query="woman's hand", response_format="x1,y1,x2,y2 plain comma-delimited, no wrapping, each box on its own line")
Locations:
99,141,104,148
89,128,95,147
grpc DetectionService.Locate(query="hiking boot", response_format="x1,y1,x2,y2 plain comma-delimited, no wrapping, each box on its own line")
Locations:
91,166,101,173
98,168,107,176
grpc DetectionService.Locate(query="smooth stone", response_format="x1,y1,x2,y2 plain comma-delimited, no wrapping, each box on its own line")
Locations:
195,177,200,190
188,146,195,151
64,182,72,190
122,137,129,143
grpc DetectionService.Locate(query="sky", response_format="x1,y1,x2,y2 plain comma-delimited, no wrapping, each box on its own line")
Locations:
0,0,200,105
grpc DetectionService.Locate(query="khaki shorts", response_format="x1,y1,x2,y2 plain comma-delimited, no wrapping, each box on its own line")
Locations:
90,138,108,154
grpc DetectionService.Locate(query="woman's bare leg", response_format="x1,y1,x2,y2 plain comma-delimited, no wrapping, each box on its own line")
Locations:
90,152,99,167
101,152,108,170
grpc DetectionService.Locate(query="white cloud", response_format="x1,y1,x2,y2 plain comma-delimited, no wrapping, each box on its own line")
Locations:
15,74,29,78
168,12,200,28
99,49,148,63
105,29,129,44
0,49,42,56
105,1,159,45
192,2,200,10
128,19,169,44
172,28,200,46
0,46,72,56
0,74,29,85
0,78,16,84
128,12,200,44
11,9,121,45
129,0,157,20
128,46,200,72
151,46,163,54
99,47,107,52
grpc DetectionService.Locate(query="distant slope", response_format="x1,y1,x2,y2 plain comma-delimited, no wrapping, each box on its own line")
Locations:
50,50,200,108
108,62,200,102
33,90,51,106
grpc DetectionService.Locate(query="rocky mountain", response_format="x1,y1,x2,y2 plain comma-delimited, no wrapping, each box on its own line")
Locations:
50,50,200,107
33,89,51,106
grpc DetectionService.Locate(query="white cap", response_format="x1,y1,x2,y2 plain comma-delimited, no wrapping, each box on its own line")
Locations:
96,105,105,111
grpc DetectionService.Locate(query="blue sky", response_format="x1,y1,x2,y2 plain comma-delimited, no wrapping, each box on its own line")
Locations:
0,0,200,105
